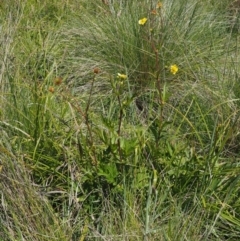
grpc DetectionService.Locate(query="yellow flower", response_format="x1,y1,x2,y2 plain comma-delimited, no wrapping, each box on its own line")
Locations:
138,17,147,26
117,73,127,79
170,64,179,75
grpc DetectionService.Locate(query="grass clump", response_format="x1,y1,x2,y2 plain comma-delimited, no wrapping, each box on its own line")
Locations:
0,131,69,240
1,0,240,240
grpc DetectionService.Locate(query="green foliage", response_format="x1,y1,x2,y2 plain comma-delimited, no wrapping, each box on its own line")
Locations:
1,0,240,240
0,132,69,240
